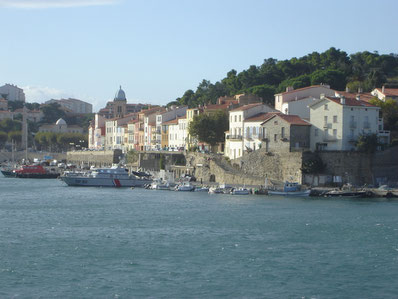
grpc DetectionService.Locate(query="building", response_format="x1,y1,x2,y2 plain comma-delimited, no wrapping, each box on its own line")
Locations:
371,86,398,102
0,110,13,121
88,114,106,150
45,98,93,114
260,114,311,152
275,84,335,116
0,84,25,102
13,108,44,122
309,95,388,151
156,106,187,150
38,118,84,134
104,113,137,151
0,98,8,110
225,103,276,159
167,116,187,150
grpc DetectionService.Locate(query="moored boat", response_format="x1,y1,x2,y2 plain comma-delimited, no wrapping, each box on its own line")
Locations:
59,165,151,187
13,165,60,179
231,188,251,195
268,182,311,197
175,182,195,191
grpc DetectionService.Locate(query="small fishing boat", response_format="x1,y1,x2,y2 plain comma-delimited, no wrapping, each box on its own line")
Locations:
231,188,251,195
208,187,224,194
194,186,209,192
268,182,311,197
176,182,195,191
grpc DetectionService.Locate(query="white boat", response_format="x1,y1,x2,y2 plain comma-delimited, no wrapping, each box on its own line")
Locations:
195,186,209,192
59,165,152,187
231,188,251,195
268,182,311,197
149,180,173,190
208,187,224,194
176,182,195,191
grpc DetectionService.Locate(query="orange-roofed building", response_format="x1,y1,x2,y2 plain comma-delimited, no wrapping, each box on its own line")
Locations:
371,86,398,102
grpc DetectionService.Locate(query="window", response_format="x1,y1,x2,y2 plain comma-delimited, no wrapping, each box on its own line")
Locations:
239,115,241,122
333,129,337,137
333,115,337,123
324,116,328,124
281,127,285,138
324,104,328,110
314,128,319,136
234,115,237,122
274,134,277,142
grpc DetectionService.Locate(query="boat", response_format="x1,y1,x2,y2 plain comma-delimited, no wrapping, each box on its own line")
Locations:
12,164,60,179
176,182,195,191
268,182,311,197
149,180,173,190
1,167,15,178
59,165,152,187
323,190,369,198
208,187,224,194
231,188,251,195
194,186,209,192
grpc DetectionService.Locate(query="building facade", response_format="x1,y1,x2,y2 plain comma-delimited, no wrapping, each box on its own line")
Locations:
0,84,25,102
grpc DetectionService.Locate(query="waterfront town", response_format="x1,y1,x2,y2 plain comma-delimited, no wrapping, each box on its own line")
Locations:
1,80,398,191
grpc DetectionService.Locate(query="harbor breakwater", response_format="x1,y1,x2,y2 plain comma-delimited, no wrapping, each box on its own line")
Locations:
64,146,398,186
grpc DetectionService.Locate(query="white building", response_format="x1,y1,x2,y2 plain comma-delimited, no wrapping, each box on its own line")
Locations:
155,106,187,149
39,118,84,134
225,103,276,159
88,114,106,150
168,116,187,150
45,98,93,114
275,84,335,115
0,84,25,102
371,86,398,102
105,114,137,151
309,95,388,151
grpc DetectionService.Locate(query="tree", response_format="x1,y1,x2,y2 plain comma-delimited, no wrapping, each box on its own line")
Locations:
0,131,7,148
188,110,228,146
40,103,66,124
369,98,398,131
301,154,325,174
310,68,347,90
8,131,22,145
356,133,379,153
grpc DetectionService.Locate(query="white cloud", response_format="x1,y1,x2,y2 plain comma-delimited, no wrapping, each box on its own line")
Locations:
23,85,74,103
0,0,120,9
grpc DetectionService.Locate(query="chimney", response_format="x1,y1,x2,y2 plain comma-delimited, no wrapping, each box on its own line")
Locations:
286,86,294,92
346,87,350,93
356,95,360,101
320,93,325,100
340,96,346,105
382,85,385,94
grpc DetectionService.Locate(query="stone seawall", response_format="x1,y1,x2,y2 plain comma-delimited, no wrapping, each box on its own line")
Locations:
0,151,66,163
67,150,122,166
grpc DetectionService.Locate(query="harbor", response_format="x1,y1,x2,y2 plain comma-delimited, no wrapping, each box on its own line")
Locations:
1,175,398,298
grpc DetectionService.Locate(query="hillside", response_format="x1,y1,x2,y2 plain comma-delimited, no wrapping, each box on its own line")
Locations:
170,47,398,108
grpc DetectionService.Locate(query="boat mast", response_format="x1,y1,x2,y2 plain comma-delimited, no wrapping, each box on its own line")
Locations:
22,105,28,162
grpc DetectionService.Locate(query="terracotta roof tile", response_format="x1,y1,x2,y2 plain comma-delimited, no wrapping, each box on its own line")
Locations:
376,88,398,97
275,85,331,95
244,112,279,122
230,103,263,112
262,114,310,126
326,96,376,107
163,118,178,125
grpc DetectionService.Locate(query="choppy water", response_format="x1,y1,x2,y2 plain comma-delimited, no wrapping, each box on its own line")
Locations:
1,176,398,298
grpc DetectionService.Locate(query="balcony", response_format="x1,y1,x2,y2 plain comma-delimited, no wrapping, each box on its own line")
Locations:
349,121,357,129
227,135,243,140
323,136,338,142
323,123,332,129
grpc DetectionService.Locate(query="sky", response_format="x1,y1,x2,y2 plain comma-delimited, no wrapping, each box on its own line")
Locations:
1,0,398,112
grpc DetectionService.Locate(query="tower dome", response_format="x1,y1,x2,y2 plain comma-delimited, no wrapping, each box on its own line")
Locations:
55,118,67,125
114,85,126,101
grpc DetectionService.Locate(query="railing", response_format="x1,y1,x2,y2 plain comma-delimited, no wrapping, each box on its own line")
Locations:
323,123,332,129
323,136,337,142
349,121,357,128
227,135,243,140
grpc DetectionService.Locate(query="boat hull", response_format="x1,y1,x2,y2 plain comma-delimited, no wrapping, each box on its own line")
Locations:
1,170,15,178
60,176,151,187
15,173,59,179
268,190,311,197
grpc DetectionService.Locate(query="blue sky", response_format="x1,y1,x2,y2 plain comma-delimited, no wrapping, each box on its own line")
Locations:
1,0,398,111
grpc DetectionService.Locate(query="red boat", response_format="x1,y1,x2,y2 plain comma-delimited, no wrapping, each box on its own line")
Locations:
13,165,60,179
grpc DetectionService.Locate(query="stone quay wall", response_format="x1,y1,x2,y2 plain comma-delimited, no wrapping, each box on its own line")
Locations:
67,150,122,166
0,151,66,163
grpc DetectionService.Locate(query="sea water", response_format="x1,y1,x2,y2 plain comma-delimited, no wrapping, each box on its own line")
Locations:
0,176,398,298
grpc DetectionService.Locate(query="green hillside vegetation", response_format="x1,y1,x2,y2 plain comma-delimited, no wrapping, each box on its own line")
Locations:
171,47,398,107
